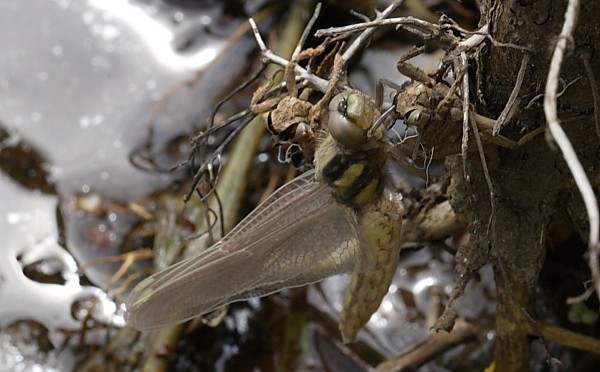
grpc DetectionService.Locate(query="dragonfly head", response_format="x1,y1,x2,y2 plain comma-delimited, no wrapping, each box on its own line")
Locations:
403,108,432,127
327,92,373,150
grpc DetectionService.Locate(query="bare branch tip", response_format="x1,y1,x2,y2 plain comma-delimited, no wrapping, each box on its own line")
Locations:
249,18,267,52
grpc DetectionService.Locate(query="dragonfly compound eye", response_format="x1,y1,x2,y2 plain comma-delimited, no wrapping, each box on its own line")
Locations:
404,109,431,127
328,93,368,150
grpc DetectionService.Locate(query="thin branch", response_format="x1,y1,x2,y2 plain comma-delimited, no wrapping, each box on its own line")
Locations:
582,57,600,139
339,0,405,68
349,9,371,23
493,53,529,135
250,17,268,50
315,16,433,39
292,2,322,61
525,76,581,109
453,25,488,55
543,0,600,301
459,60,469,181
249,18,330,93
460,51,496,226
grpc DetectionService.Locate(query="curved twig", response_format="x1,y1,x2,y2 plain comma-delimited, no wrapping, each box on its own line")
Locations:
543,0,600,302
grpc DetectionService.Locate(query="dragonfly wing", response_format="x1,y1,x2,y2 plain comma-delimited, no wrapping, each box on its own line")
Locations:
127,173,362,330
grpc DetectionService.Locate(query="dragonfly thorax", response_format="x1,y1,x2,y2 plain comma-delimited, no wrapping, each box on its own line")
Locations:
315,91,388,208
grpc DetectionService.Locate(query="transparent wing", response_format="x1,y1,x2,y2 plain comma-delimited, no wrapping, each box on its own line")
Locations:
126,172,364,330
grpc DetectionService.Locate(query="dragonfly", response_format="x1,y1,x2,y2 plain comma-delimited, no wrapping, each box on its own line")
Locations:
126,89,404,343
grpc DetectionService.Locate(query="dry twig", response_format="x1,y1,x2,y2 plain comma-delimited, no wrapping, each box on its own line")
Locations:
249,18,330,93
582,57,600,139
543,0,600,302
493,53,529,135
339,0,405,68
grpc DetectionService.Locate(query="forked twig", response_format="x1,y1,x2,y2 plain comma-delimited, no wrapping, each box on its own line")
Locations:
249,18,329,93
251,1,407,94
339,0,405,68
543,0,600,302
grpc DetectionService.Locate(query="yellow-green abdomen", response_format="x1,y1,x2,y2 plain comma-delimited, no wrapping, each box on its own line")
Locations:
339,189,403,343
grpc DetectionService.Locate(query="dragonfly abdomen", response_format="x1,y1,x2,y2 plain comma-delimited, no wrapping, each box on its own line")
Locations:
339,189,403,343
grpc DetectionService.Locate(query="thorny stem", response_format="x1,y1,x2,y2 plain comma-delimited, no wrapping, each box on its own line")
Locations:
543,0,600,302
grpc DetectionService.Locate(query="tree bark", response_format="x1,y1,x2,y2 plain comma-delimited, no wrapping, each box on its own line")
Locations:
446,0,600,369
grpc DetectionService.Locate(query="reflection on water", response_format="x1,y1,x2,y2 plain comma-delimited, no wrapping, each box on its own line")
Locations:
0,171,118,330
0,0,246,369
